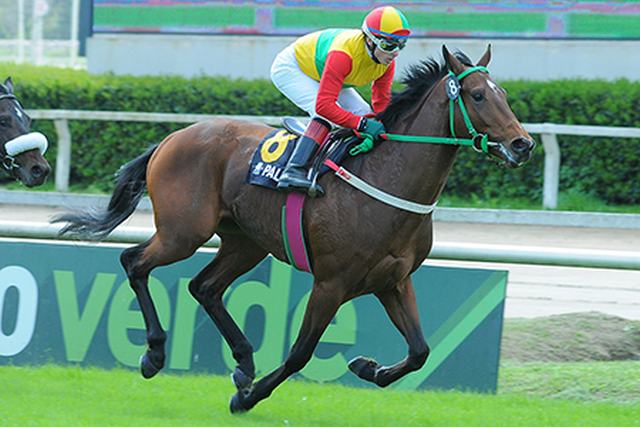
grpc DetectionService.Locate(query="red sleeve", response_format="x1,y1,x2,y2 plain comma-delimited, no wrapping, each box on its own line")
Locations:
371,61,395,113
315,51,362,129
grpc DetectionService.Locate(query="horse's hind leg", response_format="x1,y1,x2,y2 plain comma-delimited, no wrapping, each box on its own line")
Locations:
121,232,209,379
187,233,267,391
349,276,430,387
230,280,345,413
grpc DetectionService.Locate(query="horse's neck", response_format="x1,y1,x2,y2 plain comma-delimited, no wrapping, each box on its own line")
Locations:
363,88,459,205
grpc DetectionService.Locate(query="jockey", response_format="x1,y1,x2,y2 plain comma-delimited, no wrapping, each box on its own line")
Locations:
270,5,411,195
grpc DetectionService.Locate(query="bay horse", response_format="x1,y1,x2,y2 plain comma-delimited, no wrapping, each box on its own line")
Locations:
54,46,535,413
0,77,51,187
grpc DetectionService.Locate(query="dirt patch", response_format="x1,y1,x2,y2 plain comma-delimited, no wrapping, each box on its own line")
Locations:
501,312,640,363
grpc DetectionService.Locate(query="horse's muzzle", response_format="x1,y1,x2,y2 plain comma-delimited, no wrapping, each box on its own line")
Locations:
16,161,51,187
30,163,50,180
508,136,536,166
511,137,536,156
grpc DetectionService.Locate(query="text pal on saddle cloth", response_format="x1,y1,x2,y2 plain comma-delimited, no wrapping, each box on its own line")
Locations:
270,5,411,196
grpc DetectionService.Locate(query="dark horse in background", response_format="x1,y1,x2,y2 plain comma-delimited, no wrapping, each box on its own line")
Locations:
0,77,51,187
55,46,535,413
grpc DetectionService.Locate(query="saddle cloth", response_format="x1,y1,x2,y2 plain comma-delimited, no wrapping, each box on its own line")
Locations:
246,121,358,190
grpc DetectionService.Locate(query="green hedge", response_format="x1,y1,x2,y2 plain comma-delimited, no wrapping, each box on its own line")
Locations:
447,80,640,205
1,63,638,204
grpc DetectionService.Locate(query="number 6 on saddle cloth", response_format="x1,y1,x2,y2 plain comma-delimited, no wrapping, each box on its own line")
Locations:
246,118,357,192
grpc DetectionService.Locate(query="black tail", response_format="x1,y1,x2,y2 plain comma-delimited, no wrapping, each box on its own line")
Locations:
53,144,159,240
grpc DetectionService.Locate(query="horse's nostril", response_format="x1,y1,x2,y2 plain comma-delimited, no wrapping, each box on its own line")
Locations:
512,138,534,154
31,165,43,178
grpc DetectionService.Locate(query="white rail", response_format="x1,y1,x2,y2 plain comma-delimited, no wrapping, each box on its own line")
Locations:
524,123,640,209
1,220,638,270
26,110,640,209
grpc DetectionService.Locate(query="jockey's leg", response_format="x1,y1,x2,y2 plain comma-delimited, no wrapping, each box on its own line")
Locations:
270,44,319,116
277,117,330,196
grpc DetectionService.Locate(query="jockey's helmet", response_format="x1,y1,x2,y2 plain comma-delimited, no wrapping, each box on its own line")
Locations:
361,6,411,53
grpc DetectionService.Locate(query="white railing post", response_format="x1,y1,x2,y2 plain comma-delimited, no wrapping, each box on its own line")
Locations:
70,0,80,66
53,119,71,192
541,133,560,210
30,0,46,65
17,0,26,63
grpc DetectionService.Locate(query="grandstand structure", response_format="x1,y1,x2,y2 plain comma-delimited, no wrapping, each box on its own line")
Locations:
87,1,640,80
2,2,639,80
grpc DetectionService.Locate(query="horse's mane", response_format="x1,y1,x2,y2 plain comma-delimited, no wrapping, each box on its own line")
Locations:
377,51,473,127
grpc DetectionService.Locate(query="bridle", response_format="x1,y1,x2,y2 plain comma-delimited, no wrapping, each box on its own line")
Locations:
0,93,20,171
0,92,45,173
351,66,500,155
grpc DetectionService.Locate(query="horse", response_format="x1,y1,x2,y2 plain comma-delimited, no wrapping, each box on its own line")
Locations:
0,77,51,187
54,46,535,413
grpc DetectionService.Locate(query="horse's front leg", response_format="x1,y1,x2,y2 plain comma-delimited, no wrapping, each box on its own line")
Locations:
229,280,345,414
349,276,430,387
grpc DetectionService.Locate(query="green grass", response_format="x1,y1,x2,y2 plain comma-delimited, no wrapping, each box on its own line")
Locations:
499,361,640,406
0,364,638,427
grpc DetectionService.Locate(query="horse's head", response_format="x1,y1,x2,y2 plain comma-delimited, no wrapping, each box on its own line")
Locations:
0,77,51,186
442,45,536,168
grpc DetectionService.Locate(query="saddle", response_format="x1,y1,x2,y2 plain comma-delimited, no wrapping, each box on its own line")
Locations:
282,117,306,136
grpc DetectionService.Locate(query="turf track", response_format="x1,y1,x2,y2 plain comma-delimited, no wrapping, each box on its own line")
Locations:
1,365,638,427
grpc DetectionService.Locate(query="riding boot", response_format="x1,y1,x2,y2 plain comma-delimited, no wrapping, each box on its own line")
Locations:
277,117,330,197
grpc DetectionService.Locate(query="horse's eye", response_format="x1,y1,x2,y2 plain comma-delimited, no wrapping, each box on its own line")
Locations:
0,118,9,127
471,92,484,102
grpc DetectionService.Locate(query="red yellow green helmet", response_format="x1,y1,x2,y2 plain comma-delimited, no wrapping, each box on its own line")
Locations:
362,6,411,49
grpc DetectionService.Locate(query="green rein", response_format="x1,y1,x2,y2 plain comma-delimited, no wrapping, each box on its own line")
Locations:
350,66,492,156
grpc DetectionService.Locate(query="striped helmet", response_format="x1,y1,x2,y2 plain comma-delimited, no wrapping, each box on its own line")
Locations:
362,6,411,52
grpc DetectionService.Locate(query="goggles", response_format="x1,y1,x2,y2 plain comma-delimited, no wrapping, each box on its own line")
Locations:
371,36,407,53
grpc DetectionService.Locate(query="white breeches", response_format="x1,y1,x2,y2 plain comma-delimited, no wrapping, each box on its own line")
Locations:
270,44,372,121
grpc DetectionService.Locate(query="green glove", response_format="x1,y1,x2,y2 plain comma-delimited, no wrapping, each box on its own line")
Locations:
358,118,386,142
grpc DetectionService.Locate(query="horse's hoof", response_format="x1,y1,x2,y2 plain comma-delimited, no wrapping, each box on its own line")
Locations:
229,393,248,414
139,353,162,379
231,368,253,391
348,356,379,383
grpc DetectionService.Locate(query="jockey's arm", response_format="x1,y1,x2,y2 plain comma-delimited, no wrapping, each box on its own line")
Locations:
315,51,362,130
371,62,394,113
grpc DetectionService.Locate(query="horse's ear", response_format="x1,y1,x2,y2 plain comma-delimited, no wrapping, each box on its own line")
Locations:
3,77,13,93
442,45,465,75
477,44,492,67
